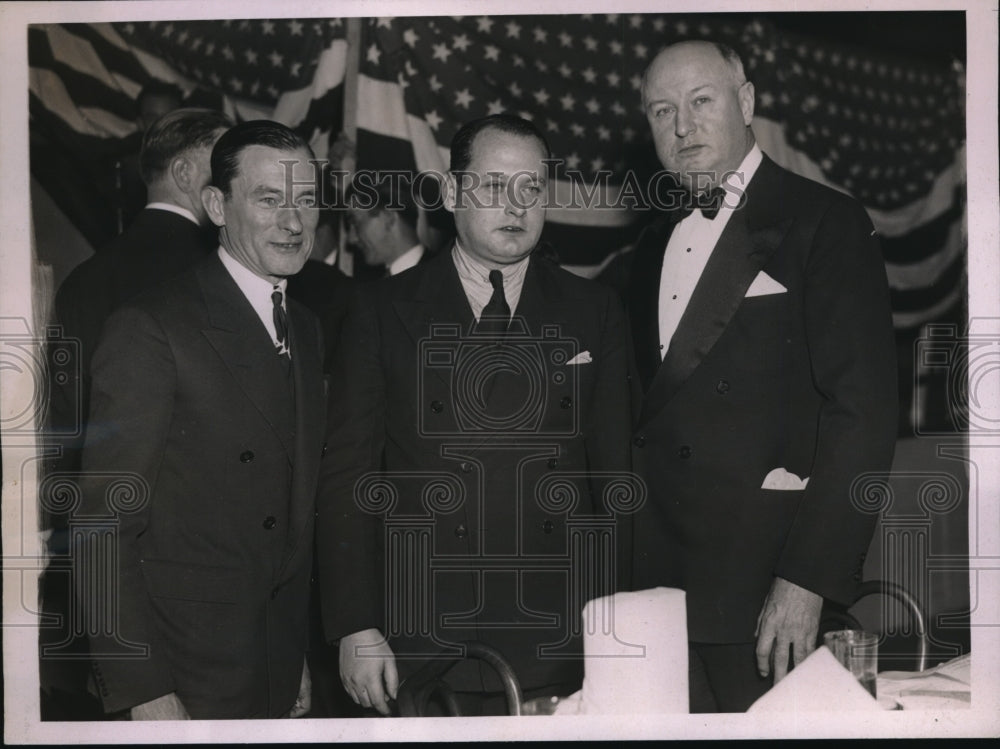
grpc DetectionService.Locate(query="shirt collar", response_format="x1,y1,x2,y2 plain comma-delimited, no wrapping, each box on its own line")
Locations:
145,202,200,226
217,246,287,303
388,244,424,276
452,240,530,284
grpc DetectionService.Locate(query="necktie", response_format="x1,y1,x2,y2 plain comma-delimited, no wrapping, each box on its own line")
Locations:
271,287,291,369
477,269,511,335
674,186,727,222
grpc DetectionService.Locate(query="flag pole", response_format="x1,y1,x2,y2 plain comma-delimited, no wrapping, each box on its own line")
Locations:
336,16,362,277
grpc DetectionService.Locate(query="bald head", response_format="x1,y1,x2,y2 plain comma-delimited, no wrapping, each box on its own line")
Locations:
641,40,756,193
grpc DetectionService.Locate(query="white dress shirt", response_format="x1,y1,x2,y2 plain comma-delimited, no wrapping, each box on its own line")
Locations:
452,242,530,321
388,244,425,276
145,201,200,226
217,247,290,356
658,144,764,359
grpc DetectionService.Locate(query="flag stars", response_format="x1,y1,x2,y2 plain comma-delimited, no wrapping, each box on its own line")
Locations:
609,40,623,55
605,14,619,24
162,23,174,38
570,123,585,137
367,44,381,65
546,119,559,132
559,31,573,47
432,43,452,62
611,101,626,116
629,74,642,90
222,45,234,61
267,84,280,99
653,18,666,32
533,89,550,105
230,77,243,93
597,126,611,141
508,81,522,98
455,89,474,109
536,59,548,73
261,20,275,35
425,111,443,130
429,75,443,92
209,72,221,86
190,37,203,51
533,27,547,43
581,67,597,83
606,72,620,87
288,20,304,36
591,157,605,172
512,54,525,68
566,153,581,169
560,93,576,111
630,15,643,29
290,62,302,77
376,18,394,29
506,21,521,38
583,36,598,52
558,63,572,78
634,43,648,59
623,127,635,142
477,17,493,33
403,29,419,47
585,98,601,114
484,45,500,62
244,49,258,65
487,99,505,115
205,42,215,56
453,34,471,52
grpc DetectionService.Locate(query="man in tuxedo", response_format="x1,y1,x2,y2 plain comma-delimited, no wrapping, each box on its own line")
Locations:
317,114,632,715
345,177,427,277
77,120,326,720
627,40,898,711
52,108,232,469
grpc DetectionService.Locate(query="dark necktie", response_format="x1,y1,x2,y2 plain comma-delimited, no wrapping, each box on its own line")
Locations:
675,186,727,222
476,269,511,335
271,286,291,371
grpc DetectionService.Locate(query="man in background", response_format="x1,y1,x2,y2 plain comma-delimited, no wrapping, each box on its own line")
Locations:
627,40,898,711
344,177,427,277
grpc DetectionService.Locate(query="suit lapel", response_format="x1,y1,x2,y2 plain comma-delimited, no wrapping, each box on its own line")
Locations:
627,216,674,392
197,255,296,458
638,158,794,427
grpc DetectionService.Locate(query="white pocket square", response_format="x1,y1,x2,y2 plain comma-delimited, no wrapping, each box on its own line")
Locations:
745,271,787,297
567,351,592,365
761,468,809,491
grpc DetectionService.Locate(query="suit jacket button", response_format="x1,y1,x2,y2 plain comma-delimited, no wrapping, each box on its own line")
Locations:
454,523,468,539
263,516,277,530
240,450,255,463
678,445,692,459
458,461,474,473
321,442,329,456
430,400,444,414
633,435,645,448
542,519,554,534
547,458,559,469
560,396,573,409
715,379,730,394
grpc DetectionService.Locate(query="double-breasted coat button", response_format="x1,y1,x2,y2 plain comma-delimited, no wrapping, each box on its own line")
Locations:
454,523,468,539
560,396,573,409
430,400,444,414
542,520,554,534
678,445,692,459
240,450,255,463
458,462,474,473
547,458,559,469
321,442,329,456
263,516,277,530
716,379,731,394
633,435,646,448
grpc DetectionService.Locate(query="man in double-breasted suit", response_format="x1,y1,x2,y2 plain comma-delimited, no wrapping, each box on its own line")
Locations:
77,121,326,719
317,115,632,715
628,41,898,711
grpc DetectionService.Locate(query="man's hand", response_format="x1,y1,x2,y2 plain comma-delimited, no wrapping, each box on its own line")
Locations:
755,576,823,683
289,658,312,718
130,692,190,720
339,628,398,716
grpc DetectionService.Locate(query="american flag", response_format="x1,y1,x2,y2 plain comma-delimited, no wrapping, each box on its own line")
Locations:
28,13,966,330
355,13,967,329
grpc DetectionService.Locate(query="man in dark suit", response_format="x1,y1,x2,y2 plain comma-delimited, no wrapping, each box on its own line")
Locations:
52,108,232,470
77,120,326,719
317,114,632,715
627,40,898,712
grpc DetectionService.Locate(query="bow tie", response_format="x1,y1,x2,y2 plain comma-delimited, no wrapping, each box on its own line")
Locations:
674,186,727,221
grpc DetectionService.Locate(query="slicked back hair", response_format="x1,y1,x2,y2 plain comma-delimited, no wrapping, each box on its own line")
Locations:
449,114,551,173
139,108,233,185
210,119,315,197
